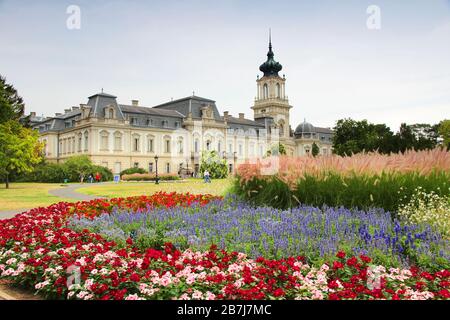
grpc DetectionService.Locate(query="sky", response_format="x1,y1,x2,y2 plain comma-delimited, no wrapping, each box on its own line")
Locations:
0,0,449,131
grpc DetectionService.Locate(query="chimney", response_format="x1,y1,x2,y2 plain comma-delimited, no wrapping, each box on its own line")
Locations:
72,106,79,111
64,108,71,114
132,100,139,106
239,113,245,119
55,113,62,116
30,112,36,117
223,111,229,120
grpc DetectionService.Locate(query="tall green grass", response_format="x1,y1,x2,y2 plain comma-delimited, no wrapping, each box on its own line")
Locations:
233,171,450,212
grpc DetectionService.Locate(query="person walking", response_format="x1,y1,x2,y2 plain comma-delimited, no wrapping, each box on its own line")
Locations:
95,172,101,183
88,174,94,183
80,173,85,183
203,170,211,183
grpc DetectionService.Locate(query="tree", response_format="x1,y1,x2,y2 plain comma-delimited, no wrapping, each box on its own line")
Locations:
332,119,395,155
199,151,228,179
63,155,93,181
395,123,439,152
0,75,27,125
266,143,287,156
439,120,450,150
311,142,320,157
0,120,42,188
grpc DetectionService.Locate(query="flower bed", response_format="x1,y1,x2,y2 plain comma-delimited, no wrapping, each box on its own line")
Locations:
0,193,449,300
68,198,450,270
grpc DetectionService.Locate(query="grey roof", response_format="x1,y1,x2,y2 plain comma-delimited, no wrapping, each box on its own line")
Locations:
152,96,222,120
54,110,82,120
315,127,333,134
225,116,265,127
119,104,184,118
295,121,315,134
88,92,117,99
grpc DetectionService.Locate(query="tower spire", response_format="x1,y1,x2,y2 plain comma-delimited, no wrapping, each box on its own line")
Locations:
269,28,272,50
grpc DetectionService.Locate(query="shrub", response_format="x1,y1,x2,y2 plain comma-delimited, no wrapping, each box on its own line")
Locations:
120,167,147,176
398,188,450,237
199,151,228,179
121,173,179,182
91,165,113,182
17,162,65,183
16,156,113,182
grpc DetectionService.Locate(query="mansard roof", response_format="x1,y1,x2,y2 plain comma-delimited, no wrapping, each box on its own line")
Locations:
119,104,184,118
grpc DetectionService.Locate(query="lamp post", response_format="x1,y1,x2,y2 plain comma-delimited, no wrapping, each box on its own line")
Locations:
154,155,159,184
233,151,237,175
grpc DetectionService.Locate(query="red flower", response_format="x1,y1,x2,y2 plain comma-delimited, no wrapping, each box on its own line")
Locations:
336,251,346,259
359,255,371,264
273,288,285,297
130,273,140,282
333,261,344,270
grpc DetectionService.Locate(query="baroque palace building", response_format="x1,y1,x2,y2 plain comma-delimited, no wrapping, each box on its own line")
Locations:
30,38,333,175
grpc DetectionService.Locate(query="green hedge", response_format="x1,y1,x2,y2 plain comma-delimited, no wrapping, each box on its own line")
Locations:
120,167,147,176
121,173,180,182
17,159,113,183
233,171,450,213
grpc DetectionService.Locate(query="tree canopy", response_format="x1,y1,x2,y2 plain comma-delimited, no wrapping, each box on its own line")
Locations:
332,118,440,155
0,120,42,188
0,75,27,125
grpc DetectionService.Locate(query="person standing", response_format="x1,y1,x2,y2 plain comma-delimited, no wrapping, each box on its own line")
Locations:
95,172,101,183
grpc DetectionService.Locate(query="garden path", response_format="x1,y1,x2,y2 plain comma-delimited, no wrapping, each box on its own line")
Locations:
0,183,107,220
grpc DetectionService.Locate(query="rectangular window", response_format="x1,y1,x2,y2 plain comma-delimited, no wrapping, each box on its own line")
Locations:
149,162,153,173
228,143,232,153
148,139,154,153
165,140,170,153
134,162,139,168
134,138,140,151
238,144,243,156
166,163,170,173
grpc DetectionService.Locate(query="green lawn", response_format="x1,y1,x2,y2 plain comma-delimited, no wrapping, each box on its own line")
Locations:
77,178,233,198
0,183,72,211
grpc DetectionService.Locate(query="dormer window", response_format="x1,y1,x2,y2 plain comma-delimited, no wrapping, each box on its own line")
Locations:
109,109,114,119
147,119,153,126
162,120,168,128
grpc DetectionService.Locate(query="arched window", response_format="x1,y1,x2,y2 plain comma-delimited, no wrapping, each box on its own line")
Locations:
100,130,109,150
177,138,183,154
109,109,114,119
263,84,268,99
78,133,82,152
194,139,199,153
114,132,122,151
276,83,281,98
279,123,284,137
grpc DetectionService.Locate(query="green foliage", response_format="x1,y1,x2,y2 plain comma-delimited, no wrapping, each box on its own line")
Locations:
62,155,92,181
233,171,450,213
398,188,450,237
439,119,450,150
199,151,228,179
120,167,147,176
332,118,440,155
266,143,287,156
311,142,319,157
17,156,113,183
121,173,180,181
0,75,26,125
0,120,42,188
